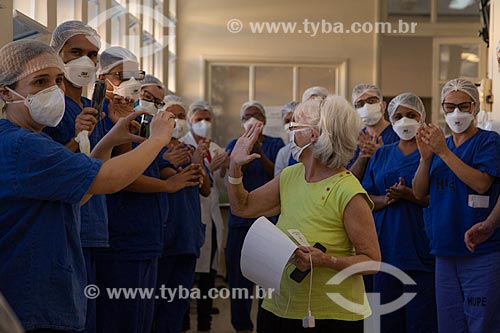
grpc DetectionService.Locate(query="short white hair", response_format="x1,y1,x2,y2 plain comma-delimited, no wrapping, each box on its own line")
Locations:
295,95,362,169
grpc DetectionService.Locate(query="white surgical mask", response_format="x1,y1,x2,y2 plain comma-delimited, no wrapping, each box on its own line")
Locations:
357,103,383,126
107,77,141,101
64,56,96,88
290,128,312,161
136,99,158,115
445,108,474,134
192,120,211,139
172,119,188,139
392,117,420,141
242,116,263,133
6,85,65,127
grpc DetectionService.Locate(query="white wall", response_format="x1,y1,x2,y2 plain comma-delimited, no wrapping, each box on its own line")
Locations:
489,0,500,120
380,36,433,98
176,0,378,103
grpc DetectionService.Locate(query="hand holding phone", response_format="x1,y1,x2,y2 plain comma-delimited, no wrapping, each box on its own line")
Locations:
290,242,327,283
91,80,107,121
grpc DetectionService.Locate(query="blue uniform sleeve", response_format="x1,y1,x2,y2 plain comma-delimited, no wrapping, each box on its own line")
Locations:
361,149,378,194
15,132,102,204
474,131,500,178
268,137,285,163
158,147,174,170
226,139,236,153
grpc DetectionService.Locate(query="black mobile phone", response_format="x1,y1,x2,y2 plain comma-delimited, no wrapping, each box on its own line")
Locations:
91,80,107,121
290,242,327,283
140,114,154,138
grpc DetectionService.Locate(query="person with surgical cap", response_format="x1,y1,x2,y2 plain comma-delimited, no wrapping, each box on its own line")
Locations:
43,20,108,333
225,100,284,333
465,40,500,253
362,93,437,333
227,96,380,332
97,46,144,132
180,100,227,333
413,78,500,332
348,84,399,180
94,76,203,332
0,39,175,332
152,95,210,333
136,74,166,115
301,86,329,101
274,101,300,176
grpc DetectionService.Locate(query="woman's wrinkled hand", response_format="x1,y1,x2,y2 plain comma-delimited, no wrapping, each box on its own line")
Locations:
229,121,263,168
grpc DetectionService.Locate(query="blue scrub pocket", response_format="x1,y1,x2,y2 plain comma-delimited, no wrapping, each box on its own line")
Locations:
48,260,77,315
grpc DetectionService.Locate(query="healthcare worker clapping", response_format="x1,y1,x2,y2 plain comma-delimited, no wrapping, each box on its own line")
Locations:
362,93,437,333
413,78,500,333
0,40,175,332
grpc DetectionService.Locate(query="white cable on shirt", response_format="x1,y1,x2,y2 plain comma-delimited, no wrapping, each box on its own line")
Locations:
308,253,313,315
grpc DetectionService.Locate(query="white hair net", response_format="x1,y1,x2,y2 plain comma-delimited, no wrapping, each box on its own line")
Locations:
50,20,101,54
351,83,383,104
240,100,265,119
163,94,185,111
388,93,426,122
0,40,64,87
441,78,480,115
187,101,212,123
141,74,165,91
302,86,330,102
97,46,139,75
281,101,299,119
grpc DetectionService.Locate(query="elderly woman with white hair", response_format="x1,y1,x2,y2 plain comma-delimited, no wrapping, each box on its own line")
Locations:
225,100,285,333
362,93,437,333
413,78,500,332
228,96,380,333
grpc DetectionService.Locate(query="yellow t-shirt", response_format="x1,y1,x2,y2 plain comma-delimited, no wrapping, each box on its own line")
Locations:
261,163,374,321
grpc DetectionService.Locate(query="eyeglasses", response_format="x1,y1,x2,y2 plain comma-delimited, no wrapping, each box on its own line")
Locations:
354,96,380,109
143,96,165,109
105,70,146,81
441,101,474,114
287,122,314,131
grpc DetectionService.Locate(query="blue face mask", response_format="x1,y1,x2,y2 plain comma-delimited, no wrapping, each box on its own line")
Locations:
289,128,312,161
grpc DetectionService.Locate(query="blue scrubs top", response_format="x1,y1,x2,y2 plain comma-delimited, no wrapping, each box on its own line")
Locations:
362,142,434,271
226,135,285,228
0,119,102,330
162,145,205,257
43,96,109,248
95,147,170,260
346,124,400,169
427,129,500,256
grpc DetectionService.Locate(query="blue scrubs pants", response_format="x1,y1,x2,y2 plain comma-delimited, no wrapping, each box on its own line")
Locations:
226,226,255,332
373,270,437,333
95,258,158,333
152,254,196,333
436,252,500,333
